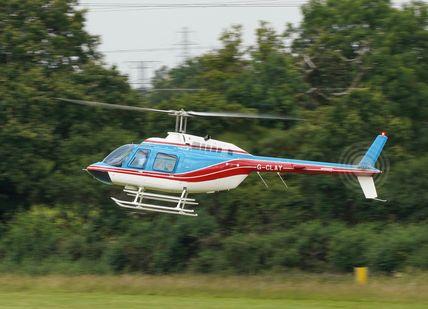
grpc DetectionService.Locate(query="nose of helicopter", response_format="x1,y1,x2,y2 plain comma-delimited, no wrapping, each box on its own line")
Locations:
85,164,112,184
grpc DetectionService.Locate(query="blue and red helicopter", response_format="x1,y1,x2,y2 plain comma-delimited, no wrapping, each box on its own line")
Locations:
59,98,388,217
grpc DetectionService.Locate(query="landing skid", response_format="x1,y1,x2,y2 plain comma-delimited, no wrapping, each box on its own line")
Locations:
111,187,198,216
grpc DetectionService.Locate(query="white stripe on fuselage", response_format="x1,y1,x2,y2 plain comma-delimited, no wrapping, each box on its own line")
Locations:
108,171,248,193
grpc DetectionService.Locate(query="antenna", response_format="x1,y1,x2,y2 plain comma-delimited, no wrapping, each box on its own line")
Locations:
277,172,288,190
257,172,269,188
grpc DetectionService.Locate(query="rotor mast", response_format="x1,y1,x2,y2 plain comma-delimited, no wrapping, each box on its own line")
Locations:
173,109,190,133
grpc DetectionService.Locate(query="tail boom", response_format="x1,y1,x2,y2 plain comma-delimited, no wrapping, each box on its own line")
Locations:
250,159,379,176
250,133,387,200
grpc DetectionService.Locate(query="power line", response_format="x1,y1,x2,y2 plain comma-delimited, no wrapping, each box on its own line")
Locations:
81,1,405,12
101,46,217,54
100,43,293,54
80,1,309,12
82,0,301,4
81,1,306,7
130,85,205,91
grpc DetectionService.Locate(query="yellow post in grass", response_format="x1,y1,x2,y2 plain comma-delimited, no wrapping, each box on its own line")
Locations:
354,267,368,285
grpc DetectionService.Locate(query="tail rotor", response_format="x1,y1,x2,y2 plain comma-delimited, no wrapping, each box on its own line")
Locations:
338,134,390,200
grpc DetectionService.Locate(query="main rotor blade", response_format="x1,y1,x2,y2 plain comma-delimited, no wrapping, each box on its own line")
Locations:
187,110,304,121
56,98,174,114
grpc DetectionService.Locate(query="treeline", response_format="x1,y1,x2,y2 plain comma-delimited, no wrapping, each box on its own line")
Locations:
1,206,427,275
0,0,427,274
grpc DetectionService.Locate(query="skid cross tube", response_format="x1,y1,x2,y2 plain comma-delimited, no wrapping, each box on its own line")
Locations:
124,189,198,205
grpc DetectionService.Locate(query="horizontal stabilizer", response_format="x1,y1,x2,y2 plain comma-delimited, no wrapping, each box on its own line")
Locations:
357,176,377,199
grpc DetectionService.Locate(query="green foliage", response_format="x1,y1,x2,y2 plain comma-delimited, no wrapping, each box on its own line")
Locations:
102,213,218,273
367,225,428,272
386,157,428,220
2,207,427,274
328,224,374,271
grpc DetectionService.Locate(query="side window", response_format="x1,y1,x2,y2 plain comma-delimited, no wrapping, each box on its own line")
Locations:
129,150,149,169
153,153,177,173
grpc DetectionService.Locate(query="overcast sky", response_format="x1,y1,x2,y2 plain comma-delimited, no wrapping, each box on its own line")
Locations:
79,0,415,87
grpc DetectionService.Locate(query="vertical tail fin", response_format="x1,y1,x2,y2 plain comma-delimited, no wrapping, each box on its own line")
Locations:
357,133,388,201
359,133,388,168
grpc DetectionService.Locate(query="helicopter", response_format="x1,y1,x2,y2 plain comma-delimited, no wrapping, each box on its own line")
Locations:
58,98,388,217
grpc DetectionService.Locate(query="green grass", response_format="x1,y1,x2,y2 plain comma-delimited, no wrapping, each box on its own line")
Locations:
0,273,427,308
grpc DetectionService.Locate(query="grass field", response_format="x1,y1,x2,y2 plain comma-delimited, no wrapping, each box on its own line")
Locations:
0,273,427,308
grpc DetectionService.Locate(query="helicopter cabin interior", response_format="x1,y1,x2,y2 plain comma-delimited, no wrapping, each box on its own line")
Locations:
103,144,178,173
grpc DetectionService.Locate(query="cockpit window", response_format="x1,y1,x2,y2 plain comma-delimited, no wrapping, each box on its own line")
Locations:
153,153,177,173
103,144,134,167
129,149,149,169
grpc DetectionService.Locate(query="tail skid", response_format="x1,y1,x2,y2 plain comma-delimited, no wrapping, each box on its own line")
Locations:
357,176,386,202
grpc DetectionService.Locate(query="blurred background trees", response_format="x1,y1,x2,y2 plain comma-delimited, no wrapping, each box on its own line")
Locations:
0,0,427,274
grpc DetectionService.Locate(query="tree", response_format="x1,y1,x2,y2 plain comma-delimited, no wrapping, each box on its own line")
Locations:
0,0,142,217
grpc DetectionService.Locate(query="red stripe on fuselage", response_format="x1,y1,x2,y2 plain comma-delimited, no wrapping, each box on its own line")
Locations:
88,164,252,182
88,159,378,183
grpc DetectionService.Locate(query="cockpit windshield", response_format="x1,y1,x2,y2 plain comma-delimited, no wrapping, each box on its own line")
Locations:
103,144,134,167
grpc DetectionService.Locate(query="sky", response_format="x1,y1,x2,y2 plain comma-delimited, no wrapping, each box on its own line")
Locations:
78,0,414,87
